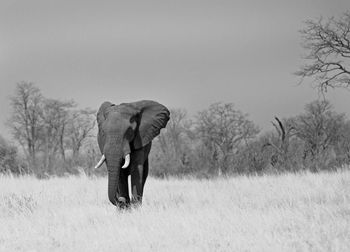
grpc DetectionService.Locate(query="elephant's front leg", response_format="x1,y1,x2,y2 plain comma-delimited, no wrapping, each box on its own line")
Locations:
117,168,130,208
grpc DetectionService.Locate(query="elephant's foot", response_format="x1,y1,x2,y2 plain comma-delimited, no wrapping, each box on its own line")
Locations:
116,197,130,210
131,196,142,208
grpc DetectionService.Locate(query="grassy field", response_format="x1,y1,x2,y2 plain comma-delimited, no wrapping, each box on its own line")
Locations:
0,170,349,252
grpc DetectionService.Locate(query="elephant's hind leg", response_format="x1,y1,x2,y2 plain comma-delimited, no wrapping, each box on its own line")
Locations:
130,144,151,205
131,159,149,205
131,164,145,205
142,159,149,187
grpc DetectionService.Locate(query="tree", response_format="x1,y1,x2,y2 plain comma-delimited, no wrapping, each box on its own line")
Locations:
40,99,75,173
66,108,96,163
158,109,191,158
294,100,344,171
151,108,193,176
334,120,350,165
196,102,259,175
263,117,296,170
7,82,98,176
296,11,350,91
7,82,43,171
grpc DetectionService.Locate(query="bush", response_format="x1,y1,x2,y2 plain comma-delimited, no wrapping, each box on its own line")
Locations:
0,135,22,174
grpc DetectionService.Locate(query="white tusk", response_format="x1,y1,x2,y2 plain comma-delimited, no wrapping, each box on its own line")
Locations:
121,154,130,169
95,155,106,169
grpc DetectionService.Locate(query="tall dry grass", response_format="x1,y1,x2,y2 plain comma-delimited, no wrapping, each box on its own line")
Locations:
0,170,349,251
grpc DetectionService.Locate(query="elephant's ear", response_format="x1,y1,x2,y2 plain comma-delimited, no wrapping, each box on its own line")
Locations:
97,101,113,126
131,100,170,150
97,101,114,153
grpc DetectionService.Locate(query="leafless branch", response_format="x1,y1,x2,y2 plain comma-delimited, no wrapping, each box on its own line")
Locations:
297,12,350,90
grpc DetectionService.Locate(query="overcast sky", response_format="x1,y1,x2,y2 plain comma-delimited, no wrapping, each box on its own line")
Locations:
1,0,350,139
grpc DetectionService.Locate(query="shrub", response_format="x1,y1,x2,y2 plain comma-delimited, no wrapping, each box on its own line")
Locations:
0,135,22,174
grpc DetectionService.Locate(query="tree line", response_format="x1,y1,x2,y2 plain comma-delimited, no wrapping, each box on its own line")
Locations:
1,11,350,177
150,99,350,177
1,82,350,177
1,82,97,176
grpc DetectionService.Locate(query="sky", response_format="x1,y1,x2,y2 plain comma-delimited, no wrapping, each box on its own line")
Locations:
1,0,350,139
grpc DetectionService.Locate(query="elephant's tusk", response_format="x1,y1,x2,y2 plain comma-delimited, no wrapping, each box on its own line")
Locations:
121,154,130,169
95,154,106,169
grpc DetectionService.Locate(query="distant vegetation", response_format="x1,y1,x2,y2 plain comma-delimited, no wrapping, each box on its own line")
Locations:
1,82,350,178
1,12,350,177
2,82,97,177
150,99,350,177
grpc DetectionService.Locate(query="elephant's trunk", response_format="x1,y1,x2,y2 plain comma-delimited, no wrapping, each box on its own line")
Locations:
107,169,120,206
105,151,122,206
104,139,130,206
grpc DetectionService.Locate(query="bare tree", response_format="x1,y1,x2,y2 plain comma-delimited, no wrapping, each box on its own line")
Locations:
7,82,43,171
296,11,350,91
66,108,96,164
263,117,297,170
334,120,350,165
154,108,192,175
7,82,99,175
294,100,344,171
158,109,190,158
196,102,259,175
40,99,75,173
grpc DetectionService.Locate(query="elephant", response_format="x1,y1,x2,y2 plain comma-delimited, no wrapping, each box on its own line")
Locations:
95,100,170,208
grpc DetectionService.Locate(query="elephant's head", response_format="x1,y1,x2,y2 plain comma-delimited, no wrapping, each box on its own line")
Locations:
95,100,170,205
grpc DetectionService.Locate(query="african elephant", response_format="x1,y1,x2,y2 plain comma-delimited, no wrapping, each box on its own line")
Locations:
95,100,170,208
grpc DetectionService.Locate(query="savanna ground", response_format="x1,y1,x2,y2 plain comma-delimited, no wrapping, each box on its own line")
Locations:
0,170,349,252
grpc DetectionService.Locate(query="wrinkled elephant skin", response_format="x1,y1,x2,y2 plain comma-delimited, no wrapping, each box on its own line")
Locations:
96,100,170,208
